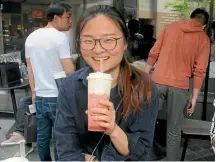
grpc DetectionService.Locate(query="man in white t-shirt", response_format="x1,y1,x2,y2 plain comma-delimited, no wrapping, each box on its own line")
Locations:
25,2,75,161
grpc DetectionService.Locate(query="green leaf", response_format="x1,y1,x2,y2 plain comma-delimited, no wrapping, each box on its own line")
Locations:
165,0,212,19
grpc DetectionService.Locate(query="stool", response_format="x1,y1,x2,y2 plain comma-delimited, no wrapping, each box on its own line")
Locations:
181,119,211,161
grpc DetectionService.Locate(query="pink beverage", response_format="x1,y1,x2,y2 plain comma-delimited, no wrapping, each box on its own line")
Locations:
87,72,113,131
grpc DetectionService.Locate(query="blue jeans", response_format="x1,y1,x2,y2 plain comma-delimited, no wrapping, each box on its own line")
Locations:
35,96,58,161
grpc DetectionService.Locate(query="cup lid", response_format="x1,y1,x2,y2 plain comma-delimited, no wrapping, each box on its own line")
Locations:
87,72,113,80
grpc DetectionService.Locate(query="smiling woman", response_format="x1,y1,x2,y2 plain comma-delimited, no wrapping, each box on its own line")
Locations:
54,5,159,161
77,14,127,77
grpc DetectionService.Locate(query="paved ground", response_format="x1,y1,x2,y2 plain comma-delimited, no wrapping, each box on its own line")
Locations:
0,115,215,161
179,139,215,161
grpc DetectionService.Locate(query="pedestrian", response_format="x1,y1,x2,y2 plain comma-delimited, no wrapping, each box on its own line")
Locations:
145,8,210,160
25,2,75,161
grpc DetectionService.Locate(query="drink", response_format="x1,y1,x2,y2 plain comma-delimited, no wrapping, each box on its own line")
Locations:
87,72,113,131
21,63,28,79
54,71,66,89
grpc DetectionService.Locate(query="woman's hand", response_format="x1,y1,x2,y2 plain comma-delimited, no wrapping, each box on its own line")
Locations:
84,153,98,161
90,100,117,135
86,100,129,155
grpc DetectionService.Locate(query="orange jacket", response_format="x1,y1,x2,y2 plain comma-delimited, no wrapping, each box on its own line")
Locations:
147,19,210,89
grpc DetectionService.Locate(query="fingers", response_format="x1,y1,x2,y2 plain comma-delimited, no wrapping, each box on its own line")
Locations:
187,106,195,116
95,121,110,128
187,102,192,109
187,109,193,114
188,112,193,116
92,115,111,123
86,108,112,117
91,107,112,115
99,100,114,110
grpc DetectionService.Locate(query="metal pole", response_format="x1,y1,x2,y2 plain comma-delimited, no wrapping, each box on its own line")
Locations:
202,0,214,120
83,0,86,12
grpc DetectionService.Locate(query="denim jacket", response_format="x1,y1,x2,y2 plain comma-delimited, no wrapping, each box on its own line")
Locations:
55,67,159,161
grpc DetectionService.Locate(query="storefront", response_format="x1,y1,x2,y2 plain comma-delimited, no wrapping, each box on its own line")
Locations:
1,2,48,54
0,0,140,55
0,0,117,54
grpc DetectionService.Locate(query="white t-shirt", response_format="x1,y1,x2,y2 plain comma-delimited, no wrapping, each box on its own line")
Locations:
25,28,72,97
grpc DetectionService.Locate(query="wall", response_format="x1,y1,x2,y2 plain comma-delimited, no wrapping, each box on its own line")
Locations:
124,0,138,20
139,0,153,19
139,0,180,37
155,0,180,37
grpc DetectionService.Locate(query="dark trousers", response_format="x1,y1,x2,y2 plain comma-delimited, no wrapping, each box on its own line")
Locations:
35,96,58,161
15,96,32,134
156,84,189,161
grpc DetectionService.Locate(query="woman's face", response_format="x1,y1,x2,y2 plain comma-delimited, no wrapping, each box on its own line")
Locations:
80,15,127,73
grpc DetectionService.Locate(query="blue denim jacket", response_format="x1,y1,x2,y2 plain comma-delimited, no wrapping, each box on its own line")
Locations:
55,67,159,161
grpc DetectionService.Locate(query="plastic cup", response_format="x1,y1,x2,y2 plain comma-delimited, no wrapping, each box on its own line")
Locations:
87,72,113,131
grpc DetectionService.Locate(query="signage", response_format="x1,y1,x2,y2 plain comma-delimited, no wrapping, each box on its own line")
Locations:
32,9,44,18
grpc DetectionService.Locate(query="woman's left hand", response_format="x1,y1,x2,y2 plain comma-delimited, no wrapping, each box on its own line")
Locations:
91,100,116,135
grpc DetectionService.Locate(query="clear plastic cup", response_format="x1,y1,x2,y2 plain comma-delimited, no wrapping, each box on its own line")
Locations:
87,72,113,131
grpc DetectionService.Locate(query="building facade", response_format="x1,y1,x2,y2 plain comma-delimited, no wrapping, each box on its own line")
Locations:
138,0,180,37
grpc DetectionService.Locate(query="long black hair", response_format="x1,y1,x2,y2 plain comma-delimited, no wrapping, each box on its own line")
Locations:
76,5,152,117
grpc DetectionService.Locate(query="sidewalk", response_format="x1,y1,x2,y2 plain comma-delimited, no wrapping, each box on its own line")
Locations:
0,116,46,161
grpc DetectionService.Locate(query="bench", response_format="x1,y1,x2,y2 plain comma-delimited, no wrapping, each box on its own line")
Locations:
181,118,212,161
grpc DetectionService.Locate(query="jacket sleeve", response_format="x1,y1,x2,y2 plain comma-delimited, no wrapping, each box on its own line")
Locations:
193,37,210,89
101,83,159,161
147,29,166,66
54,79,85,161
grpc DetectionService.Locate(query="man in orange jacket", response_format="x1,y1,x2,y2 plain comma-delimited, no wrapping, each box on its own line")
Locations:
145,8,210,160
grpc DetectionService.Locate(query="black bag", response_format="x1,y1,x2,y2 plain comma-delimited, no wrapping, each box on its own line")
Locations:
24,112,37,143
0,55,21,87
24,100,37,143
154,118,167,147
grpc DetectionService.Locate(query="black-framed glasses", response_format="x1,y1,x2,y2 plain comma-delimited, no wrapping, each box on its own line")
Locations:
79,36,123,50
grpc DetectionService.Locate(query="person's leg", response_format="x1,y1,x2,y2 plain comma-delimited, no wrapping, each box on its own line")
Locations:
15,96,32,133
166,87,189,161
1,96,31,146
46,97,58,161
155,84,168,154
35,96,52,161
156,84,168,112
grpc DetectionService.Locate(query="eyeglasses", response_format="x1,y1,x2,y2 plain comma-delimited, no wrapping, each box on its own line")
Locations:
79,36,123,50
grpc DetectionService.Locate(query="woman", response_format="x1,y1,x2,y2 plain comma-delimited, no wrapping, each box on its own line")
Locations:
55,5,159,161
